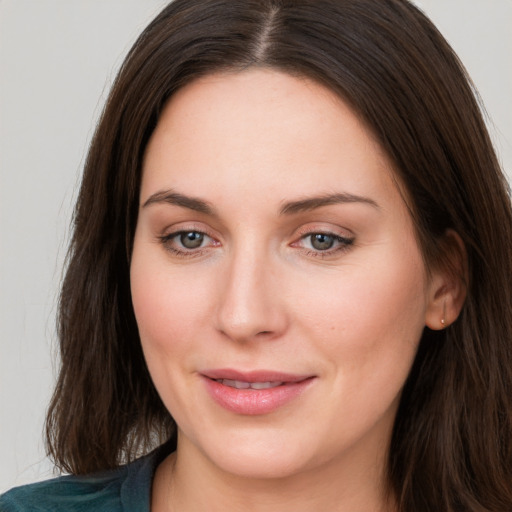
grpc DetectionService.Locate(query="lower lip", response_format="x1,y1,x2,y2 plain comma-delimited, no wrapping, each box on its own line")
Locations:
202,377,314,415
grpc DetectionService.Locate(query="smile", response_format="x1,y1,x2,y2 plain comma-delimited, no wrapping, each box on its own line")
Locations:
201,370,315,415
216,379,284,390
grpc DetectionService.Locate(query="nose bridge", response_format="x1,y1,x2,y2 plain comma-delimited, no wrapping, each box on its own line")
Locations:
215,239,286,342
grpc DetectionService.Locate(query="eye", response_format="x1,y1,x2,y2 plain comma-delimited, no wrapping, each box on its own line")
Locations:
159,229,217,256
294,231,354,257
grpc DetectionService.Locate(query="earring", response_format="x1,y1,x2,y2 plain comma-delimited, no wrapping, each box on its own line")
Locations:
440,300,447,328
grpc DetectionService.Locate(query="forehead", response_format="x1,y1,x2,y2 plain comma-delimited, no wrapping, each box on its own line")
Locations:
141,68,400,211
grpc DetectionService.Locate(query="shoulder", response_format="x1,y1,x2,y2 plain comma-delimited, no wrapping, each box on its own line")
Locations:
0,470,124,512
0,446,167,512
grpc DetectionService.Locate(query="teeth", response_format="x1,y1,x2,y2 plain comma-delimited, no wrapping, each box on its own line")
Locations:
217,379,283,390
221,379,250,389
250,381,283,389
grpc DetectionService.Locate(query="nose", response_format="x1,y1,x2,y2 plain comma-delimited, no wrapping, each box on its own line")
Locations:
215,246,288,343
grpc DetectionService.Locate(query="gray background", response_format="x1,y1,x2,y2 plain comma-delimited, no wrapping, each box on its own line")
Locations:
1,0,511,492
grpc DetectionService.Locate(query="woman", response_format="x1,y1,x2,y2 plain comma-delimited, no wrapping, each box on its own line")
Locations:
2,0,512,510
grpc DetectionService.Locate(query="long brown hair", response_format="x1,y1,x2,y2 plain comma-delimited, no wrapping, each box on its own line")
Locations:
46,0,512,509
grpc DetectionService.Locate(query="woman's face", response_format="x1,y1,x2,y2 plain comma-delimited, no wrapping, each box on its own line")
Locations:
131,69,441,481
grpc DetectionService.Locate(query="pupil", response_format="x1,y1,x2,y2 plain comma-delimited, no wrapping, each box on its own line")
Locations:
180,232,203,249
311,233,334,251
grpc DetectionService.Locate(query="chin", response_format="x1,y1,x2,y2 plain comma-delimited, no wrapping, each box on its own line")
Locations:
193,428,316,480
213,448,309,480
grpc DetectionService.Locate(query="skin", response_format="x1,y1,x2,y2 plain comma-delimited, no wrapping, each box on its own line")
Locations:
130,69,458,511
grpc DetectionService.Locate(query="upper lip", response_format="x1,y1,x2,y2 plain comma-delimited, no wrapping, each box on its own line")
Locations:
201,368,314,383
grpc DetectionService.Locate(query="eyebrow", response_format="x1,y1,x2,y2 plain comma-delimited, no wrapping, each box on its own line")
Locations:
142,189,379,216
280,193,380,215
142,190,215,215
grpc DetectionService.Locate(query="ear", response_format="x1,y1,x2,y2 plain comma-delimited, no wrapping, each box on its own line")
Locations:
425,229,468,330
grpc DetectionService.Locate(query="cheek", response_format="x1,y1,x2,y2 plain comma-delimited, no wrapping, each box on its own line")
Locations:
131,244,188,357
293,245,428,372
130,252,205,418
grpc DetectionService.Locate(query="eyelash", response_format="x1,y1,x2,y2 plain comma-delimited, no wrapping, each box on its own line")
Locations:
158,230,216,258
158,229,354,259
295,232,354,259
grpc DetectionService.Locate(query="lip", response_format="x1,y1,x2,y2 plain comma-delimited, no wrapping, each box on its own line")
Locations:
201,369,315,415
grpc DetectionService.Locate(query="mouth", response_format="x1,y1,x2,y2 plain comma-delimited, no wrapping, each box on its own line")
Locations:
201,369,315,415
214,379,285,390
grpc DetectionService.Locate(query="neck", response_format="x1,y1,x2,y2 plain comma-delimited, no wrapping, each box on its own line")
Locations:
152,438,396,512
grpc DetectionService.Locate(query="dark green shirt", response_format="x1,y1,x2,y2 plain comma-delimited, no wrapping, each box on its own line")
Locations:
0,447,168,512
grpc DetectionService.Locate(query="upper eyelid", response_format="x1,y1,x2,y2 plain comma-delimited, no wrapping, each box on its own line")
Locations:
294,232,354,247
161,222,217,238
293,223,355,239
298,229,352,238
162,229,215,244
157,221,355,243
